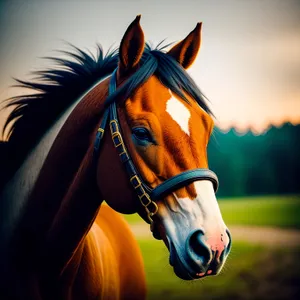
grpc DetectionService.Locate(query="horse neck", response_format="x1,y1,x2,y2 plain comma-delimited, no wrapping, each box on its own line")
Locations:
4,78,110,275
0,95,84,243
0,75,111,232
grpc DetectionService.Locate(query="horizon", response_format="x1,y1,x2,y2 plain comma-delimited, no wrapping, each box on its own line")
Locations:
0,0,299,137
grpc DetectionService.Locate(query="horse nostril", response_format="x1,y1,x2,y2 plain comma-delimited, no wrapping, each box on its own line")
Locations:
187,230,212,265
225,229,232,254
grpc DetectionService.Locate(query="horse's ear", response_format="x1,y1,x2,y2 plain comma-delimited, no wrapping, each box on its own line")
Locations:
167,22,202,69
119,15,145,74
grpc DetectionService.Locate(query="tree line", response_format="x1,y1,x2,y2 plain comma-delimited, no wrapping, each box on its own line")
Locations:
208,123,300,197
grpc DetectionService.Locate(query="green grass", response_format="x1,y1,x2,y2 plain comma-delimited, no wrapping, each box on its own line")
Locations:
219,195,300,228
124,195,300,229
137,237,300,300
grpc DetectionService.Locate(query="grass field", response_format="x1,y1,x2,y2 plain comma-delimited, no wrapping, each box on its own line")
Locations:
123,195,300,299
138,238,300,300
124,195,300,228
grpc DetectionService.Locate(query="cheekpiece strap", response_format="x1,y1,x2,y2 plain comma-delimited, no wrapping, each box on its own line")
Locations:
94,69,158,223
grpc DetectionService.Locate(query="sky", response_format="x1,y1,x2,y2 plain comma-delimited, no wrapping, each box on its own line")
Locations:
0,0,299,136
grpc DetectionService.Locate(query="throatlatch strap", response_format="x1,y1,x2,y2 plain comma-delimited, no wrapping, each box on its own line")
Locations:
94,68,118,155
94,108,109,154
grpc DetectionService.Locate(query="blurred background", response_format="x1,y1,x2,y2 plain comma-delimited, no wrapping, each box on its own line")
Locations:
1,0,300,299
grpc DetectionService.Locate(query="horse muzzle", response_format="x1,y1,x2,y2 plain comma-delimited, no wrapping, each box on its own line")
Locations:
167,228,232,280
153,180,232,280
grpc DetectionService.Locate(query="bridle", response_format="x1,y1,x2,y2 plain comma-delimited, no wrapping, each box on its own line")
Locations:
94,69,219,224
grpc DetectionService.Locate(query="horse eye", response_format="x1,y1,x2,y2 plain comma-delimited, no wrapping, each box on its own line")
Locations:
132,127,153,143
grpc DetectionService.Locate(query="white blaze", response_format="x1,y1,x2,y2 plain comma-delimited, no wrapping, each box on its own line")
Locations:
166,91,191,136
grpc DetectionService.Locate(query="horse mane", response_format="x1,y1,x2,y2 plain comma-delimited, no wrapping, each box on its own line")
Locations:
3,44,119,146
0,45,118,187
1,42,212,184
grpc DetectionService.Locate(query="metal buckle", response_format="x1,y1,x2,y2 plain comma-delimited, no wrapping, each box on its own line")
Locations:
139,192,152,207
109,120,128,156
111,131,123,148
147,201,158,216
130,175,142,189
97,128,104,138
145,201,158,223
109,120,119,132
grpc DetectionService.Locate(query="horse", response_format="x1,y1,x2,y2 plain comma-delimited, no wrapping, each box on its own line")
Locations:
0,15,231,300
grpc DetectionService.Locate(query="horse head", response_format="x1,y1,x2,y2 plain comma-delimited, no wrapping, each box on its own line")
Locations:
96,16,231,280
